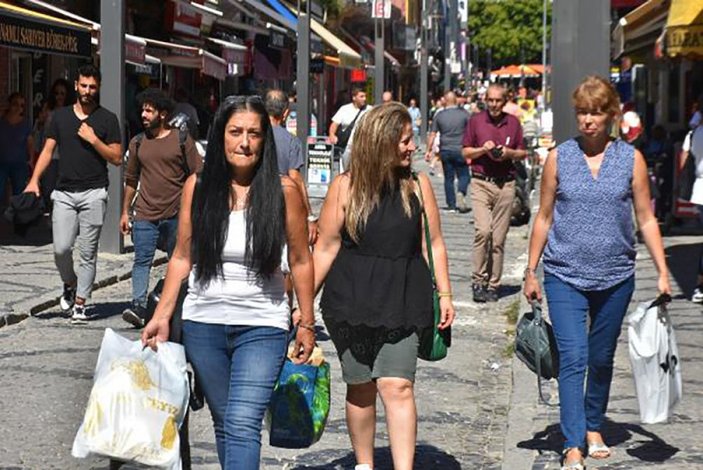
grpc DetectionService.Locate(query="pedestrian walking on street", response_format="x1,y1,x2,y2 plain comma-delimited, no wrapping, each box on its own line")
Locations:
679,124,703,303
407,98,422,149
0,92,34,203
425,91,471,213
120,88,202,328
522,75,671,470
265,89,317,244
141,95,315,470
24,64,122,324
328,86,371,170
313,102,455,470
462,83,527,302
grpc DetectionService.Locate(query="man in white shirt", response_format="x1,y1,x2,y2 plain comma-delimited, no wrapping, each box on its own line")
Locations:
328,86,372,169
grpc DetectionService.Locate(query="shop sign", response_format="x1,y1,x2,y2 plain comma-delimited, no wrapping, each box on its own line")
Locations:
223,48,246,64
0,10,91,57
167,0,202,38
371,0,391,19
269,31,285,49
125,38,145,65
666,25,703,57
307,139,334,197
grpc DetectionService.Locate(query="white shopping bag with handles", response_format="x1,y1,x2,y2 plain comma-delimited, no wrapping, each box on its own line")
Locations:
627,298,682,424
72,328,189,469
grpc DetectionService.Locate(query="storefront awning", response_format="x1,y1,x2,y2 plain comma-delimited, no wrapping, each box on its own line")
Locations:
0,1,92,57
140,37,227,81
286,4,362,69
666,1,703,59
612,0,668,58
240,0,296,32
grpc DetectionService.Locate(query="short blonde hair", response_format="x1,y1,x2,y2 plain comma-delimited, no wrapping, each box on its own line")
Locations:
571,75,621,119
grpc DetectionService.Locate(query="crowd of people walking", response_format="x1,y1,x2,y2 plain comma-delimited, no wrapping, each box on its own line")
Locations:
2,61,693,470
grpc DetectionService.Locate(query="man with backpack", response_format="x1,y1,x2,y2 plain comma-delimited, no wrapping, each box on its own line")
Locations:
120,88,202,328
328,86,371,169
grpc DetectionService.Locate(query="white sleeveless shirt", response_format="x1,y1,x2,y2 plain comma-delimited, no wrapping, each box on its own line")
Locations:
182,210,290,330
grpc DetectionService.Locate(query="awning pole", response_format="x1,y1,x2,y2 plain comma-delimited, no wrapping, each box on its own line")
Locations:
420,0,429,141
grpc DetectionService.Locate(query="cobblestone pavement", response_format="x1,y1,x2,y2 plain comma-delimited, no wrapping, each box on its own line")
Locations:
0,162,530,469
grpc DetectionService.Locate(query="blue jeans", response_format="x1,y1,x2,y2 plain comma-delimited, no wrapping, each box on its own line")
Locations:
0,160,29,200
182,321,288,469
131,217,177,307
544,273,635,450
440,150,470,209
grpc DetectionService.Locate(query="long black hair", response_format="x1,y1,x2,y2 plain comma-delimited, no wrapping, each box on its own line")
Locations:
191,95,285,285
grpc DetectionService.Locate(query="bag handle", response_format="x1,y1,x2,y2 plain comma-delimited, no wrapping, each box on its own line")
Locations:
530,300,559,407
412,172,437,286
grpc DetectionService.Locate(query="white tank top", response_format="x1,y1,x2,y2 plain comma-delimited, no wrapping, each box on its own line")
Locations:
182,210,289,330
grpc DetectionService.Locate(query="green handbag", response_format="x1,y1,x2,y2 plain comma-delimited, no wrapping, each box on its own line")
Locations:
414,173,451,361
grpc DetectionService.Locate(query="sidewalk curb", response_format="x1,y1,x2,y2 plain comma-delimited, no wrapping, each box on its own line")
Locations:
0,255,167,329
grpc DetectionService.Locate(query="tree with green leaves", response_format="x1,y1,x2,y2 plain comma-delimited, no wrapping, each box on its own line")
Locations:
468,0,551,67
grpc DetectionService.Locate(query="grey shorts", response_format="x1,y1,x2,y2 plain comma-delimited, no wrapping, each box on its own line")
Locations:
325,320,419,384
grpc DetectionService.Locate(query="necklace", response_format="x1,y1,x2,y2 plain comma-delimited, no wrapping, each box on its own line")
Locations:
231,185,250,210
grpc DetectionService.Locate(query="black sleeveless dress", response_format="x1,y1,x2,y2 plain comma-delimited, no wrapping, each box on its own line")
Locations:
320,189,434,333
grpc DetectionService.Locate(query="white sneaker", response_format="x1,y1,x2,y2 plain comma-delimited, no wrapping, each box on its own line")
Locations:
60,284,76,311
457,193,470,213
692,286,703,304
71,304,90,325
355,465,372,470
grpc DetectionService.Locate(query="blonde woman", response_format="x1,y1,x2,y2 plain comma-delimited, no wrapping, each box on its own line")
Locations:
313,102,455,470
523,76,670,469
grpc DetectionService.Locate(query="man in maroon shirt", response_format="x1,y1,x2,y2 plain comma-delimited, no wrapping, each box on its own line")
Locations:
462,84,527,302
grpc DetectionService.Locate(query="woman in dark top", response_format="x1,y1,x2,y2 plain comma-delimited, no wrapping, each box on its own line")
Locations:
313,102,455,470
523,76,670,469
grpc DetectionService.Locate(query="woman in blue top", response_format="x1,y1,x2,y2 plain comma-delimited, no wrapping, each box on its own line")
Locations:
523,76,671,470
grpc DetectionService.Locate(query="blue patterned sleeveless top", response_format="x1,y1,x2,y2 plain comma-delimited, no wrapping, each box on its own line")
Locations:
543,138,636,290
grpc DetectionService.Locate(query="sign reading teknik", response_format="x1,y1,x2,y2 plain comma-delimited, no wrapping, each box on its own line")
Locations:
0,10,92,57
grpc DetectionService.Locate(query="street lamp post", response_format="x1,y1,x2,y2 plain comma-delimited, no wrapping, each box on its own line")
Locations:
374,16,384,104
541,0,548,108
420,0,429,141
296,0,310,150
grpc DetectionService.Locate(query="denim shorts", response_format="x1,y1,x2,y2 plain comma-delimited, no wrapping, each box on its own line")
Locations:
324,320,419,384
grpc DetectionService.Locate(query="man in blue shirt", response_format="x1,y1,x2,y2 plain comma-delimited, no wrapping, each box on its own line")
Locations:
407,98,422,149
265,89,317,244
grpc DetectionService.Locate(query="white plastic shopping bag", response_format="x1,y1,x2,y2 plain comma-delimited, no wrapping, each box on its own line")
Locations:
72,328,190,469
627,300,682,424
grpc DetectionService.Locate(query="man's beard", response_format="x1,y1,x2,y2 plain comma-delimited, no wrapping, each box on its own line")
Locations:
143,117,161,131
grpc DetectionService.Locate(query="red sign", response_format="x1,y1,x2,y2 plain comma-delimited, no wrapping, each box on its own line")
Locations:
125,37,145,65
166,0,203,38
350,69,367,82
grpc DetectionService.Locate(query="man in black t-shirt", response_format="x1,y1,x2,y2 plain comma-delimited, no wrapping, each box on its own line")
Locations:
25,64,122,324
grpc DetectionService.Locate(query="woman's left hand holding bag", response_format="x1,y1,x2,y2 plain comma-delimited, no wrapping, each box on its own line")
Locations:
291,326,315,364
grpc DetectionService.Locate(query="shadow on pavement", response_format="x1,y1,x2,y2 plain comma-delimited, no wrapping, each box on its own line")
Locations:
666,242,701,299
517,419,679,463
264,444,462,469
33,301,130,322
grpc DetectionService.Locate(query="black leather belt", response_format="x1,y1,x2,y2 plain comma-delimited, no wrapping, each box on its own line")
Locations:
472,173,515,185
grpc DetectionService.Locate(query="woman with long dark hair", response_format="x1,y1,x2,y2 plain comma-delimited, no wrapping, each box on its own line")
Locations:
142,95,315,469
313,102,455,470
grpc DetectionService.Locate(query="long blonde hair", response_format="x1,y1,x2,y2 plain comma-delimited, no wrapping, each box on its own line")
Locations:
346,102,415,242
